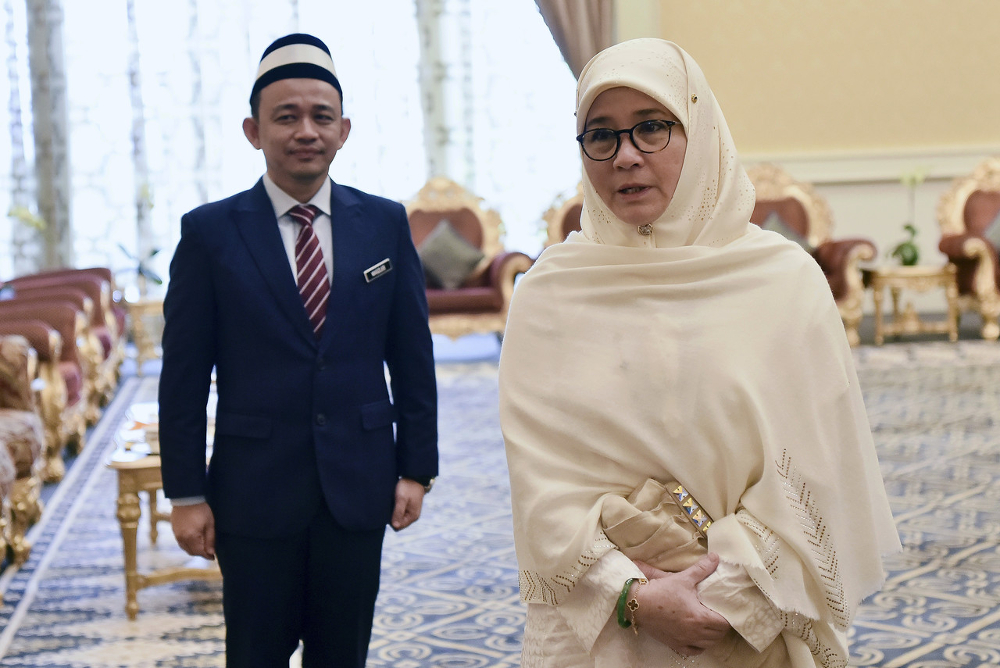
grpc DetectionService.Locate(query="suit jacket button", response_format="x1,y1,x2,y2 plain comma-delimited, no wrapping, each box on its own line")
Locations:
316,414,326,426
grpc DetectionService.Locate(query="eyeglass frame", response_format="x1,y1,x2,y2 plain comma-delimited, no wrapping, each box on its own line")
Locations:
575,119,678,162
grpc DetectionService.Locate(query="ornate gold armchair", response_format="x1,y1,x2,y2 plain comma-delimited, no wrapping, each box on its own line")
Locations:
8,268,123,403
404,177,534,339
543,182,584,247
747,164,877,347
0,300,89,480
5,285,106,424
937,156,1000,341
0,335,46,565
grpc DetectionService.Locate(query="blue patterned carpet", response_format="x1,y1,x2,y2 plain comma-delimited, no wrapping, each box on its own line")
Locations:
0,342,998,667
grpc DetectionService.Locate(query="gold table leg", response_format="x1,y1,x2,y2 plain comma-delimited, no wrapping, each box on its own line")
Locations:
115,481,143,620
945,273,959,342
872,279,885,346
110,458,221,619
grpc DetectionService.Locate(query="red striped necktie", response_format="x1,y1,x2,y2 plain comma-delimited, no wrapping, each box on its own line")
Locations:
289,204,329,337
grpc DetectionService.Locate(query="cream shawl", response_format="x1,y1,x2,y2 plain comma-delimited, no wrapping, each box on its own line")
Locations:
499,38,899,658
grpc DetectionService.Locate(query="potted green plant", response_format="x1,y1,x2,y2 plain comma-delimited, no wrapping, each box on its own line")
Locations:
890,223,919,266
889,168,928,266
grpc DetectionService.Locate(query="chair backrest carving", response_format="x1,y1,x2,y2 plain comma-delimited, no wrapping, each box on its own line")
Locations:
0,335,35,411
937,156,1000,238
746,163,834,246
543,182,584,246
404,176,504,259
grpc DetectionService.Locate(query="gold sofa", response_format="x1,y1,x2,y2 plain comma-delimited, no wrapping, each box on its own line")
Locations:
8,268,124,406
937,156,1000,341
405,177,534,339
0,300,89,480
747,164,877,347
0,335,46,565
542,182,584,247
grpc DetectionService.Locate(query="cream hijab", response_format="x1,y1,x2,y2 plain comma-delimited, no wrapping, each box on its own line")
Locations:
574,38,754,249
500,38,899,661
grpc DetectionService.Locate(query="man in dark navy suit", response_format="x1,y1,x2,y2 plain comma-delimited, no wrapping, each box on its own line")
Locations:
158,33,438,668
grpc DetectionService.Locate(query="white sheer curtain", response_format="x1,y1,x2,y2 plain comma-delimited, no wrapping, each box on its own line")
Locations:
60,0,427,296
1,0,579,286
421,0,580,255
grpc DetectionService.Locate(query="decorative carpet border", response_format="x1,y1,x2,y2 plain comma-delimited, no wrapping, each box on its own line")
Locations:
0,377,142,654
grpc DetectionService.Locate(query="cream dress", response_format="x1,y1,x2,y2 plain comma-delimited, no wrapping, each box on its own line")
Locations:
500,38,898,668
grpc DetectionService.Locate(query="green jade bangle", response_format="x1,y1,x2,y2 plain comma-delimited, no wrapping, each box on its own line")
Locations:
616,577,647,629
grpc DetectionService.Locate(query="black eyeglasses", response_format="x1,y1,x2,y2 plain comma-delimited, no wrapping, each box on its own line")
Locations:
576,119,677,161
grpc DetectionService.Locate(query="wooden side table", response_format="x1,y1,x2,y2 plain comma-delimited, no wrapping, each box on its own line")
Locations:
862,264,960,345
108,445,220,619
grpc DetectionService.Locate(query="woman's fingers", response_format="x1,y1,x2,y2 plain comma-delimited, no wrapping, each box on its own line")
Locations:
678,552,720,585
633,559,669,580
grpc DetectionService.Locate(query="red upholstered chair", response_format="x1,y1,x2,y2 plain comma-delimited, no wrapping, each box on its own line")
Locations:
543,182,584,247
404,177,534,339
747,164,877,347
936,156,1000,341
5,285,105,421
0,300,88,480
0,335,46,564
9,266,126,335
8,268,124,400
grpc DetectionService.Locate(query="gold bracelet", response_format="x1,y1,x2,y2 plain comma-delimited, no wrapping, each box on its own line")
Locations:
626,578,647,634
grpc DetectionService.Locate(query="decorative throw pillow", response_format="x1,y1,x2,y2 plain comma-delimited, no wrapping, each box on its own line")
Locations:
983,207,1000,251
761,211,812,252
418,219,485,290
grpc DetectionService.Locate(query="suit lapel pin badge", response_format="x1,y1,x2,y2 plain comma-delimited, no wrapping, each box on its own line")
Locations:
364,259,393,283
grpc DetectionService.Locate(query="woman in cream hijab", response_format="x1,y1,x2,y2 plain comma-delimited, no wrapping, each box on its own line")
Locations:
499,39,899,668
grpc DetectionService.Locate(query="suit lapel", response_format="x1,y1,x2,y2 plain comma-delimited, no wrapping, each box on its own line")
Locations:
320,181,364,351
234,180,316,345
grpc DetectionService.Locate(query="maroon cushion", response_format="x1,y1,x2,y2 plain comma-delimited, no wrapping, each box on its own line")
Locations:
409,208,484,250
94,326,113,358
59,361,83,406
0,300,82,366
964,190,1000,236
425,287,502,315
751,198,809,239
10,273,114,340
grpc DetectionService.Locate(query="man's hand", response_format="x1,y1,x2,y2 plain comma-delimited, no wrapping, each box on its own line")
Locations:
170,502,216,560
390,478,425,531
632,553,731,656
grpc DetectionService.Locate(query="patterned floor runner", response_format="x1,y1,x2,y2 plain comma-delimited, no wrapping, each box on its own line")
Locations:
0,342,998,667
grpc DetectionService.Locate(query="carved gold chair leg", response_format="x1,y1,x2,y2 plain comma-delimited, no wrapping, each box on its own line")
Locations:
841,312,862,348
1,500,11,569
974,293,1000,341
8,475,43,565
38,372,68,483
43,449,66,484
65,413,87,456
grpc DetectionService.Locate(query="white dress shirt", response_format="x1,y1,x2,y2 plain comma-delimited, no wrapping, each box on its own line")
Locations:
262,173,334,283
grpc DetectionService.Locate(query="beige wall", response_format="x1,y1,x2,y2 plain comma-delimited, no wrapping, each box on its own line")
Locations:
616,0,1000,156
614,0,1000,317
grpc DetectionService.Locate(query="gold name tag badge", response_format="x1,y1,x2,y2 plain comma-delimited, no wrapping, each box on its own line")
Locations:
364,259,392,283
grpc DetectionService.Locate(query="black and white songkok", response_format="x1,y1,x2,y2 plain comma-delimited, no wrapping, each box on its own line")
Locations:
250,33,341,102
